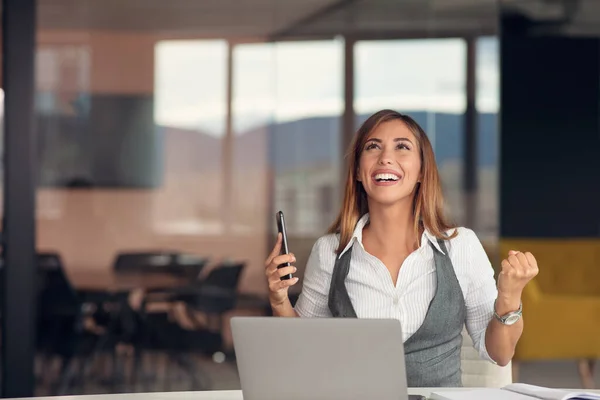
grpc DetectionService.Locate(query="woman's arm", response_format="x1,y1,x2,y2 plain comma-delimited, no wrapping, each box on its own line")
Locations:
271,236,332,317
462,230,537,366
484,295,523,366
485,251,538,366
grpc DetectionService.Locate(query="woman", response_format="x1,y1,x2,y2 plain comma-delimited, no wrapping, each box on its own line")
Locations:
264,109,538,387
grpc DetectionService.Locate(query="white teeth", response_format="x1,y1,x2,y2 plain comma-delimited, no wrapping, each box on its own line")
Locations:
374,173,399,181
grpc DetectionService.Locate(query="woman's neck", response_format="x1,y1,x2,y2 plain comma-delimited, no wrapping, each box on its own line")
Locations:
364,202,418,253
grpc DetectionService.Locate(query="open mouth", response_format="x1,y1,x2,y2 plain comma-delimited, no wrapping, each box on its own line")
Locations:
373,173,400,182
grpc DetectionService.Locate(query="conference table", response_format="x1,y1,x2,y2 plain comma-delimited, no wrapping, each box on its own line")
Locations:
69,270,190,293
14,387,600,400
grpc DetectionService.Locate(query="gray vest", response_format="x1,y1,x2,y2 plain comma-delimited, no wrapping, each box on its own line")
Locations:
327,239,467,387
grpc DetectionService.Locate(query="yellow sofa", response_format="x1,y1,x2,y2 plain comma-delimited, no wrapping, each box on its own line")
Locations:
499,239,600,387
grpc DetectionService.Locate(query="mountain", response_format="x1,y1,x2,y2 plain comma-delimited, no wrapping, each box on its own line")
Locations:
162,110,498,174
264,111,498,172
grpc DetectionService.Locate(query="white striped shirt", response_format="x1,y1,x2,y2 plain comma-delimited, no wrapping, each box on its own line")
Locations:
294,213,498,363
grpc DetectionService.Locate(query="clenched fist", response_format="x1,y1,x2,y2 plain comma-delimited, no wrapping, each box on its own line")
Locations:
498,250,539,299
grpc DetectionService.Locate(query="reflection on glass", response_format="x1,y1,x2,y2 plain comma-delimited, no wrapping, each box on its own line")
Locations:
355,39,466,225
36,44,92,187
35,33,233,397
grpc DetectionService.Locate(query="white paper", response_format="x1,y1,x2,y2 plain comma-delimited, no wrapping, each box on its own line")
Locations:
430,385,600,400
430,389,532,400
506,384,600,400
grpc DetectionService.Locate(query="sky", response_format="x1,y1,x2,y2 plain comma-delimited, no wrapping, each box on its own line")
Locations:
154,36,499,136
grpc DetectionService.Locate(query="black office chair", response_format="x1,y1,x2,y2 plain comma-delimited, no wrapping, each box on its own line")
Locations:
36,252,99,394
133,262,246,390
141,260,245,338
185,261,245,328
141,260,245,317
168,261,246,363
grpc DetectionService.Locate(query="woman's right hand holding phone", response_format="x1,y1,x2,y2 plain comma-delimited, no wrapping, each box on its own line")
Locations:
265,233,299,312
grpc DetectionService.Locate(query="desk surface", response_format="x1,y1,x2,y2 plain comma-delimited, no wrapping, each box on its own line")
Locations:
15,389,440,399
18,387,600,400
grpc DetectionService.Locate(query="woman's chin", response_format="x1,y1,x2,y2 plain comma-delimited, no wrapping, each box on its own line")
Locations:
367,193,413,208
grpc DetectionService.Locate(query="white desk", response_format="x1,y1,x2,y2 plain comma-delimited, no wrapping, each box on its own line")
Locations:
8,388,495,400
13,388,600,400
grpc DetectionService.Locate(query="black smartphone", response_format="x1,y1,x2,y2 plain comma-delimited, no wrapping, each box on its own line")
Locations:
276,211,293,280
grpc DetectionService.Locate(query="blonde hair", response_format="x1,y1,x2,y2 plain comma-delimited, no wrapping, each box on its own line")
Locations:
328,109,457,253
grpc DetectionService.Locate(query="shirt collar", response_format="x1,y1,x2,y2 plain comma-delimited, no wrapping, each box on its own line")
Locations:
337,213,445,258
338,213,369,258
422,229,445,254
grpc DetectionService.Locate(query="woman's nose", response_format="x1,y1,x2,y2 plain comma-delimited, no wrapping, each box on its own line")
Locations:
377,156,393,165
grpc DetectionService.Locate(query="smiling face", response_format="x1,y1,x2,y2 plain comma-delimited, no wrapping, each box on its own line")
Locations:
331,109,452,255
357,119,422,207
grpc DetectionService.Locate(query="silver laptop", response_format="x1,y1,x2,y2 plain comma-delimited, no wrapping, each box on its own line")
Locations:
231,317,410,400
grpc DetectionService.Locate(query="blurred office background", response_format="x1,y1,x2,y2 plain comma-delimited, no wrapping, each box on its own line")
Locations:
0,0,599,397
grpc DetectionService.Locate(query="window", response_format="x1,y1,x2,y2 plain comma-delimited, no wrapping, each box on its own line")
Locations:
476,36,499,241
154,40,228,234
318,184,334,221
232,40,343,238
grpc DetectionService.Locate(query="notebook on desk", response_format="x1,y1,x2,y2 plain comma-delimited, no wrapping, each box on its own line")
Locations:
431,383,600,400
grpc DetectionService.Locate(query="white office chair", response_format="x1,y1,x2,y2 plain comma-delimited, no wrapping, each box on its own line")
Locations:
460,327,513,387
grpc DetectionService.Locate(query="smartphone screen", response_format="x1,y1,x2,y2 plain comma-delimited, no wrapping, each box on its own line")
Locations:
276,211,293,280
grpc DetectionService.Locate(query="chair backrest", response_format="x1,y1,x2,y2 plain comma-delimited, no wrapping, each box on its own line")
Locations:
202,262,245,290
173,253,209,277
37,252,80,317
460,327,513,387
186,262,246,313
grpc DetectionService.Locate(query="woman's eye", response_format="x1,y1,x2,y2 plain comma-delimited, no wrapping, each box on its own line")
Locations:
365,142,379,150
397,143,410,150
